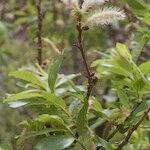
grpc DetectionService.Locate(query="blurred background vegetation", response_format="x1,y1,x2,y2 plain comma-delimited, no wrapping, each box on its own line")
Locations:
0,0,150,149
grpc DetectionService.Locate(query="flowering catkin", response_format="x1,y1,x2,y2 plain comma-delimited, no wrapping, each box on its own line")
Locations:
85,7,125,27
81,0,107,12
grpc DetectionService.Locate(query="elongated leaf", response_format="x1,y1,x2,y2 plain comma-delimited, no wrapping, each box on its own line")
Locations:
89,98,109,120
116,43,131,60
9,71,46,89
66,80,83,94
48,55,63,92
35,135,75,150
37,114,65,126
93,99,103,111
56,73,81,88
125,0,146,10
17,128,66,145
36,114,72,134
132,101,150,117
131,33,149,62
41,91,67,111
91,60,102,67
125,0,150,25
116,88,129,106
101,59,131,77
92,110,109,121
9,101,28,108
41,92,70,116
94,136,115,150
4,90,69,114
76,100,88,136
139,61,150,76
4,90,42,102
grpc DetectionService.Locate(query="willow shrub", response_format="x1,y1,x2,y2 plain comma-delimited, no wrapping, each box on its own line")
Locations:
4,0,150,150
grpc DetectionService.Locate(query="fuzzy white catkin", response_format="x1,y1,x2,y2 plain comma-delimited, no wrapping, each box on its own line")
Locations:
81,0,107,12
85,7,126,27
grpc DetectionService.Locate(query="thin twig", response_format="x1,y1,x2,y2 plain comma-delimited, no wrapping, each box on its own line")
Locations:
75,11,97,100
74,2,97,149
116,108,150,150
74,9,97,150
37,0,43,65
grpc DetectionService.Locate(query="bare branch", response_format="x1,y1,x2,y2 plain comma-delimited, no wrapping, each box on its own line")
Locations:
36,0,43,65
116,108,150,150
75,11,97,100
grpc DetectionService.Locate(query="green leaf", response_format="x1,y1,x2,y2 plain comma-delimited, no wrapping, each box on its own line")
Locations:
37,114,73,134
132,101,150,116
101,59,132,77
4,90,42,102
42,92,66,107
123,101,150,127
89,98,109,120
34,135,75,150
9,101,28,108
4,90,69,115
92,98,103,111
41,91,69,115
131,32,149,62
48,55,63,92
36,114,65,126
76,99,89,136
56,73,81,88
133,78,146,94
92,110,109,121
116,88,129,106
91,60,101,67
17,128,66,145
94,136,115,150
139,61,150,76
66,79,82,94
125,0,150,25
9,71,46,90
125,0,146,10
36,114,73,133
116,43,131,60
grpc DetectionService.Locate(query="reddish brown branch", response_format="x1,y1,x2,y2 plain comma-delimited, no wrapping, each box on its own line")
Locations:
75,12,97,100
116,108,150,150
36,0,43,65
75,2,97,100
76,23,91,79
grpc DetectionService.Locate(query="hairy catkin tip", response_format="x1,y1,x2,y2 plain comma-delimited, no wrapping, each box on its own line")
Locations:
85,7,126,27
81,0,107,12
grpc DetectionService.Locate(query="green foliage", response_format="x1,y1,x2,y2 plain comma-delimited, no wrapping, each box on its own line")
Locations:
35,135,75,150
125,0,150,25
4,42,150,149
94,136,115,150
48,54,63,92
1,0,150,150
